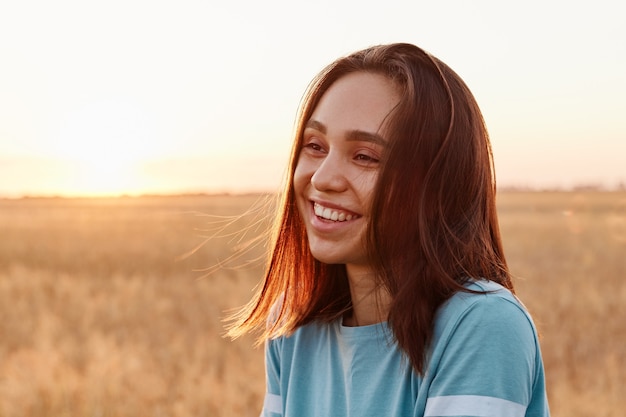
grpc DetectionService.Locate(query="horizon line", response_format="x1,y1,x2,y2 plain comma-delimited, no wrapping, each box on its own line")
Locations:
1,183,625,201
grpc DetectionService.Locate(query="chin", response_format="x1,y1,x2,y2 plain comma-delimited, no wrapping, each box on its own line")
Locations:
307,248,343,265
309,252,341,265
308,246,363,266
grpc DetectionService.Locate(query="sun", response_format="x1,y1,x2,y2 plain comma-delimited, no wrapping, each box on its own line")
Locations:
53,99,162,197
69,153,141,197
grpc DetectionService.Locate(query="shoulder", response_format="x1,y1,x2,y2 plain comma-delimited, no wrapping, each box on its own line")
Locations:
424,281,548,412
437,280,534,325
265,320,337,380
433,280,539,350
267,320,333,352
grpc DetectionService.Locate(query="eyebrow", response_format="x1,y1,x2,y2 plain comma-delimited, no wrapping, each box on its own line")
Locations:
305,119,388,147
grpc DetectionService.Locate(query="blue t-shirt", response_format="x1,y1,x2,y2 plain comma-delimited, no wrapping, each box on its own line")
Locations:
261,280,550,417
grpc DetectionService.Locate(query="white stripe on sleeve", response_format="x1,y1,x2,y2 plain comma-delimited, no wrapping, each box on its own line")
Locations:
424,395,526,417
263,392,283,415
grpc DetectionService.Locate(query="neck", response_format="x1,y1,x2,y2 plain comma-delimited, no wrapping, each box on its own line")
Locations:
343,264,391,327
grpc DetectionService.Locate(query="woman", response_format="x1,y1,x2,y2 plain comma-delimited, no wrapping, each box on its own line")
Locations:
228,43,550,417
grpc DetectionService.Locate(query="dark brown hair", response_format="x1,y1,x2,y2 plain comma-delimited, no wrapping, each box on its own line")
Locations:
227,43,512,374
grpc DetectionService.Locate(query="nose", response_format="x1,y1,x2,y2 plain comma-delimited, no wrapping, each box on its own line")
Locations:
310,152,348,192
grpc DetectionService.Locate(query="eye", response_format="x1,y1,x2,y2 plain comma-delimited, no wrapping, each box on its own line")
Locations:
301,132,327,153
304,142,324,152
354,150,381,166
355,154,379,162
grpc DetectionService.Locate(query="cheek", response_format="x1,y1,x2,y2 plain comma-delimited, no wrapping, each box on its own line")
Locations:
292,156,313,193
353,173,379,207
292,164,312,221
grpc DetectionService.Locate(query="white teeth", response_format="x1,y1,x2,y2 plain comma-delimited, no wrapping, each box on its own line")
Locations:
313,203,357,222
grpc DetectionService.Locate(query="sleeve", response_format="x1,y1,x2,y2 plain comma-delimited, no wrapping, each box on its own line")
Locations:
423,296,547,417
260,337,283,417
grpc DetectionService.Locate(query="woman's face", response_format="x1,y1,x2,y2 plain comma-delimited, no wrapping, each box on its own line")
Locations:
293,71,400,271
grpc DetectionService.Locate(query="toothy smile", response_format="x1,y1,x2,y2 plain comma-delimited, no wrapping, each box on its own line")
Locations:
313,202,359,222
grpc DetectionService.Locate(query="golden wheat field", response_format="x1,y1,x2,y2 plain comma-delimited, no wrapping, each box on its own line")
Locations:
0,191,624,416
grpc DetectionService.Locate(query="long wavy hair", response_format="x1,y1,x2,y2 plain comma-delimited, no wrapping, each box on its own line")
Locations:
227,43,512,374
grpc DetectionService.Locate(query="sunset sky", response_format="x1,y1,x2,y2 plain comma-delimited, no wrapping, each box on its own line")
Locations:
1,0,624,197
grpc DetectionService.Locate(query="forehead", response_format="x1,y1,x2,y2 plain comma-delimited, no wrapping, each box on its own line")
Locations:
309,72,401,136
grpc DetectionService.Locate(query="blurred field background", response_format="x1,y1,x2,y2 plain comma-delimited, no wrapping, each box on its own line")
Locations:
0,191,624,416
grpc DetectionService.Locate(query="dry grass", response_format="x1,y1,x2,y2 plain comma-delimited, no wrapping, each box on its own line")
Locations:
497,192,625,416
0,192,623,416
